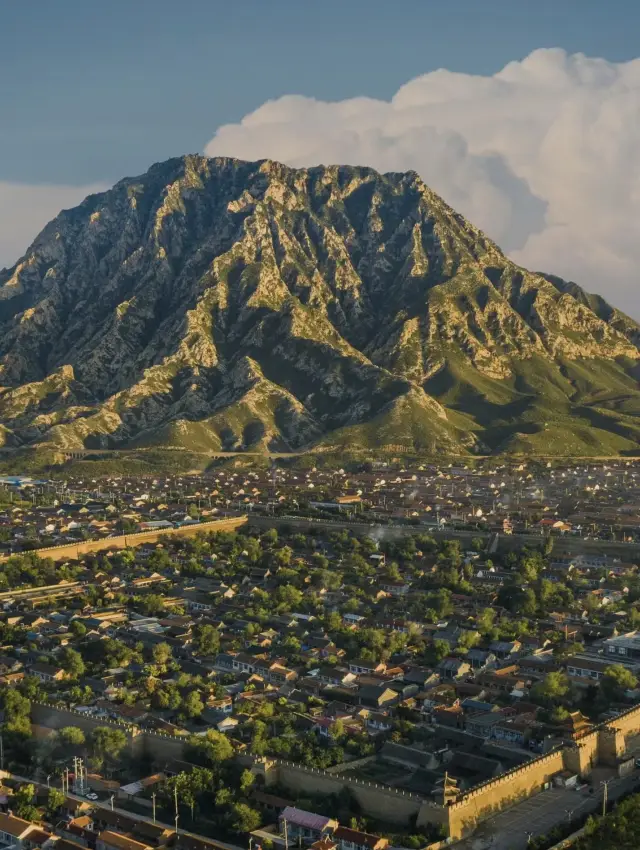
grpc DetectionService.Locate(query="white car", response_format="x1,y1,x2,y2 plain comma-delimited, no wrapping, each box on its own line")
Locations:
85,792,99,801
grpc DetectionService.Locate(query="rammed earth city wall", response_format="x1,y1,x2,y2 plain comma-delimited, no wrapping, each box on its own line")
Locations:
0,516,249,563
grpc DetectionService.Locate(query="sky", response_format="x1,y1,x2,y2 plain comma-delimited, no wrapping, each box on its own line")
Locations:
1,0,640,315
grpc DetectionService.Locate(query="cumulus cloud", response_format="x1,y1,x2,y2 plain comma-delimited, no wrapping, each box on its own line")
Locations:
0,181,106,271
205,48,640,318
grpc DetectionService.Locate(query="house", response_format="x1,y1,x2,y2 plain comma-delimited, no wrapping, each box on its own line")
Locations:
489,640,522,660
565,656,619,685
379,580,410,597
437,658,471,680
342,613,365,628
316,667,357,688
333,827,389,850
403,667,437,688
492,713,537,746
365,712,393,734
29,662,66,683
358,685,398,709
0,814,43,850
603,631,640,661
465,711,503,738
467,649,497,670
348,659,386,676
96,832,152,850
279,807,338,845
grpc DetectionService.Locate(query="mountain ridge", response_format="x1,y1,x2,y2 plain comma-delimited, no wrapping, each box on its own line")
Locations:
0,154,639,457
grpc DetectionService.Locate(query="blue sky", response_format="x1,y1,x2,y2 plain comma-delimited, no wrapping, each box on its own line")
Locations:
1,0,638,185
2,0,640,316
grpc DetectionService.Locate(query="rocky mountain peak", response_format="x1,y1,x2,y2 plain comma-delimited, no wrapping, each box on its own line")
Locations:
0,155,638,457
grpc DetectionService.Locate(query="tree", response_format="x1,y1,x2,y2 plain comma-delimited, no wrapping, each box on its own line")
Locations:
430,639,450,664
275,585,303,609
14,784,38,821
531,672,571,705
152,642,173,668
262,528,278,546
457,630,480,651
139,594,166,616
47,787,66,816
61,647,85,678
182,690,204,719
601,665,637,701
476,608,496,634
188,729,233,764
18,676,45,701
239,769,255,795
194,624,220,657
229,802,261,833
2,688,31,737
58,726,86,748
91,727,127,765
69,619,87,639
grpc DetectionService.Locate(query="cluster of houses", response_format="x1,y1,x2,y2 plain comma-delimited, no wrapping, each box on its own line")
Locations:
0,791,224,850
4,457,640,554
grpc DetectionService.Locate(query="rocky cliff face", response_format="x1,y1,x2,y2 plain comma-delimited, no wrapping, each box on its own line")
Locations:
0,155,639,456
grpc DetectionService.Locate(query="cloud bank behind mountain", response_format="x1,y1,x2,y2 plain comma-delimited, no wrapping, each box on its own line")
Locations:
205,48,640,318
0,181,107,275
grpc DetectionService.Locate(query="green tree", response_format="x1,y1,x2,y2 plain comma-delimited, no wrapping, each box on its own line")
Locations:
601,665,637,701
47,787,66,816
14,784,38,821
275,585,303,609
194,624,220,657
239,769,255,795
61,647,85,678
430,639,450,664
2,688,31,738
91,727,127,766
476,608,496,634
531,672,571,705
229,802,262,833
182,690,204,719
69,619,87,639
262,528,278,546
58,726,86,748
188,729,233,764
152,642,173,668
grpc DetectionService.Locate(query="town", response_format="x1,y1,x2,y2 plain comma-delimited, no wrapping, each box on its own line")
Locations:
0,459,639,849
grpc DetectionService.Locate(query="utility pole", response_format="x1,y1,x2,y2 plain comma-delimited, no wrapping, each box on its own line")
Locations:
601,779,613,817
283,818,288,850
174,785,179,835
152,792,156,824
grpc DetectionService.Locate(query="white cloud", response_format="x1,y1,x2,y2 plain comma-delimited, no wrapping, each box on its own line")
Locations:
0,181,106,272
205,48,640,318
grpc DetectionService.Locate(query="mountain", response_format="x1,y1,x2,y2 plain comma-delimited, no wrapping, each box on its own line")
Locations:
0,154,639,458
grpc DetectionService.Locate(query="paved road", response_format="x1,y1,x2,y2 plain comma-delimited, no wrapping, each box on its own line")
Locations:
5,770,244,850
454,770,640,850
